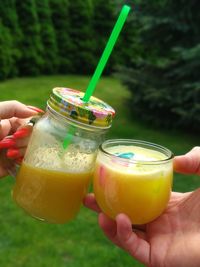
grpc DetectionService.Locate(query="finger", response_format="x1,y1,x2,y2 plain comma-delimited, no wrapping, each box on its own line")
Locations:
174,147,200,175
0,101,38,119
9,117,30,134
0,125,32,150
6,148,26,159
13,125,33,140
15,157,23,165
15,136,30,148
0,166,9,178
0,117,31,140
0,119,12,140
116,214,150,266
0,150,14,178
98,213,121,247
26,106,44,113
83,193,102,213
0,136,16,149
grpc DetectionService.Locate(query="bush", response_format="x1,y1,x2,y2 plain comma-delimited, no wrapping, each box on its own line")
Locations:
49,0,71,73
119,0,200,131
0,0,22,77
67,0,96,74
16,0,44,76
0,21,13,80
35,0,58,74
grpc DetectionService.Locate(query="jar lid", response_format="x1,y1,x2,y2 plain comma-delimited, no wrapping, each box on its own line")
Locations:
47,87,115,128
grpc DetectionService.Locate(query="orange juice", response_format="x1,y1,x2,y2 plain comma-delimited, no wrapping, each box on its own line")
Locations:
13,163,92,224
12,87,115,223
93,140,173,225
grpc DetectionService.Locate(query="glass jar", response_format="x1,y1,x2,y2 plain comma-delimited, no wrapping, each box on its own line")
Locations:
93,139,173,225
12,87,115,224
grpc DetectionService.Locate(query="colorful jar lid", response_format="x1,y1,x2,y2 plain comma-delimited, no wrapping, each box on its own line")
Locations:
47,87,115,128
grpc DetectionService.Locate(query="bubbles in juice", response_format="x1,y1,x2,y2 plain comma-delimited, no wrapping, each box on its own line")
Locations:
13,145,94,224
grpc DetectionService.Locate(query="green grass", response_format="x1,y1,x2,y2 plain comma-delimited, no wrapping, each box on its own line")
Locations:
0,75,199,267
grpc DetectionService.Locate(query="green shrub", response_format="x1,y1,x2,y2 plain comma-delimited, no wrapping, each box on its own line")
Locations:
35,0,58,74
0,21,13,80
92,0,116,74
119,0,200,131
0,0,22,77
67,0,96,74
49,0,71,73
16,0,44,75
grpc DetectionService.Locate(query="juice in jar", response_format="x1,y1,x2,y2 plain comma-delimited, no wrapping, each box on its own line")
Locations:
93,141,173,225
13,146,93,224
12,87,115,223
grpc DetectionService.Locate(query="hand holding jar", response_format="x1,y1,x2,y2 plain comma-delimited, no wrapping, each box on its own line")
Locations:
0,100,43,178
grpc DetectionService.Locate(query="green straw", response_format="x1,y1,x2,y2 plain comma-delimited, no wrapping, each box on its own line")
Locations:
82,5,131,102
62,5,130,150
62,127,76,149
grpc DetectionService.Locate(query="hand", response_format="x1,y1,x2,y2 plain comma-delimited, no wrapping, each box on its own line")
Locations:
0,101,43,178
84,147,200,267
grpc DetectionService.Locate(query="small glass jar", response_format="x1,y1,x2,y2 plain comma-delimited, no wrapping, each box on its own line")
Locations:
12,87,115,224
93,139,173,225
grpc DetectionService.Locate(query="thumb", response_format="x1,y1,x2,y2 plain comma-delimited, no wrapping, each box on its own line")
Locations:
116,214,150,266
0,101,38,119
174,147,200,175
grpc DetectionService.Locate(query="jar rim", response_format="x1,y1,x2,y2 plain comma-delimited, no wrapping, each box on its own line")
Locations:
47,105,109,132
99,139,174,165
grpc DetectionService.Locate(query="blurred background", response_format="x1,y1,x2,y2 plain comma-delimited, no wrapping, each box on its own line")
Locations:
0,0,199,266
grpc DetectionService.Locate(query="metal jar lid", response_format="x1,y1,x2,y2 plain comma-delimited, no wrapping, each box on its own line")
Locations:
47,87,115,128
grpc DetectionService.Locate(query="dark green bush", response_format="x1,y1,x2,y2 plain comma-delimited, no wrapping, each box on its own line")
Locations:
0,0,132,78
16,0,44,76
67,0,96,74
0,21,13,80
49,0,71,73
35,0,58,74
119,0,200,131
0,0,22,76
92,0,116,74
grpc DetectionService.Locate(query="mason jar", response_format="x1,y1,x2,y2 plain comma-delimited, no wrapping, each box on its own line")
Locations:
12,87,115,224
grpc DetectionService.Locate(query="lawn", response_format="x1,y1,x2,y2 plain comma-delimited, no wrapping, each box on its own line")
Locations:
0,75,199,267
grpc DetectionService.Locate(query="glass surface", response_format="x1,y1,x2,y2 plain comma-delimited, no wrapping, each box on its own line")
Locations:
13,109,107,224
93,139,174,225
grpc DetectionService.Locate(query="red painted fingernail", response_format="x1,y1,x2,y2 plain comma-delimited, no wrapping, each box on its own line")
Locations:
13,128,30,139
7,148,21,159
15,156,24,164
0,139,16,149
27,106,44,113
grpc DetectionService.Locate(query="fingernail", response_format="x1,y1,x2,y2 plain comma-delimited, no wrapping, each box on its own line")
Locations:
7,148,21,159
15,156,24,164
13,128,30,139
27,106,44,113
0,139,16,149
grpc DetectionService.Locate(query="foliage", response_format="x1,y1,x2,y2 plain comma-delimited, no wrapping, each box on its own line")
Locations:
49,0,71,73
92,0,116,74
114,0,136,68
35,0,58,74
0,0,22,76
16,0,44,76
67,0,96,74
0,0,131,77
119,0,200,131
0,21,13,80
